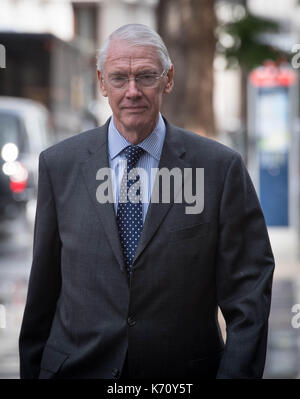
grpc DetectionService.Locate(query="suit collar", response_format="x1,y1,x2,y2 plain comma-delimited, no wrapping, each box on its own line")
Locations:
108,113,166,162
86,117,110,155
85,115,186,160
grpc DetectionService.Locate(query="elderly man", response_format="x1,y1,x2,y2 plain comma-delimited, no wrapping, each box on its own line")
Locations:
19,24,274,379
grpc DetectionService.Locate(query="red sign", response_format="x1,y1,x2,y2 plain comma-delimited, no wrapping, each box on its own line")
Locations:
250,62,296,87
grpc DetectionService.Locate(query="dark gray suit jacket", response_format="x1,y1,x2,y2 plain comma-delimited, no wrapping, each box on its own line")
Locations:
19,117,274,379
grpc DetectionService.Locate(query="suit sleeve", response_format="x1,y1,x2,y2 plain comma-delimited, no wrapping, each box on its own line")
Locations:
19,151,62,379
215,153,275,379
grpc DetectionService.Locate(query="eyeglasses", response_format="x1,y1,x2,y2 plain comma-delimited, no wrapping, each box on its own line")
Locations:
103,70,168,89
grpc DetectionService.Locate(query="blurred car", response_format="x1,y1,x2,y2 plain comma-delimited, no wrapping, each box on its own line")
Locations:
0,96,52,222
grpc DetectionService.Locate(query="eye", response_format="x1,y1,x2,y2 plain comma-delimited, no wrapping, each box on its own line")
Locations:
112,76,127,81
137,74,157,84
109,75,128,87
139,74,155,80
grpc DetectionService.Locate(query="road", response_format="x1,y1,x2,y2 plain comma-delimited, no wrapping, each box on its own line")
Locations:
0,215,32,379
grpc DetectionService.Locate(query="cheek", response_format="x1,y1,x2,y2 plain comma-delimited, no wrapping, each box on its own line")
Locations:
108,93,122,110
151,94,163,111
148,91,163,107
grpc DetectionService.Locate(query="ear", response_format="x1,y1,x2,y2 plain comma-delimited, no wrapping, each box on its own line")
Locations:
97,70,108,97
164,65,174,94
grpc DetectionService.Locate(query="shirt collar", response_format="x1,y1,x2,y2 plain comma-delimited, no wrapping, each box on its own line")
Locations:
108,113,166,161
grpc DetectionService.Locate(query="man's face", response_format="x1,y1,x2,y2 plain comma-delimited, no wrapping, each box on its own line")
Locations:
97,40,174,136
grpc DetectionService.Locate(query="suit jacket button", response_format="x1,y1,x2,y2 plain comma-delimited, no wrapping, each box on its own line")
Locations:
112,368,120,378
127,316,136,327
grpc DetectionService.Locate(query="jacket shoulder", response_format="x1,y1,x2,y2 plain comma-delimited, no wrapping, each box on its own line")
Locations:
42,127,103,155
167,121,242,163
40,125,107,166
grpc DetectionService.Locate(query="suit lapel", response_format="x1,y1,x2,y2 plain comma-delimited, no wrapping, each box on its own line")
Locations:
133,121,187,266
80,121,127,275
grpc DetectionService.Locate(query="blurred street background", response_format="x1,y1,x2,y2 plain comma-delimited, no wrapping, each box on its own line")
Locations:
1,0,300,379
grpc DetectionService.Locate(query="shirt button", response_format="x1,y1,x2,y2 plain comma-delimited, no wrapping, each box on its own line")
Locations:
112,368,120,378
127,316,136,327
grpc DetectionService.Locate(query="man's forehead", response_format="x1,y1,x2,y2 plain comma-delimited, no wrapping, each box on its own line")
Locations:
105,40,161,68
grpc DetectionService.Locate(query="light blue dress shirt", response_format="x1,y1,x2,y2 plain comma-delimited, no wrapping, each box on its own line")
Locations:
108,113,166,222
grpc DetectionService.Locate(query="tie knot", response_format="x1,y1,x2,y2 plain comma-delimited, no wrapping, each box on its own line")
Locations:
123,145,144,168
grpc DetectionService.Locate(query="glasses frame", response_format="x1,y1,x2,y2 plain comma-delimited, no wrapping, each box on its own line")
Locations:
102,69,169,89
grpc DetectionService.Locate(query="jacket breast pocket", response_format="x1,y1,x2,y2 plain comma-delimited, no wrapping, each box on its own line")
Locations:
39,345,70,379
169,222,210,242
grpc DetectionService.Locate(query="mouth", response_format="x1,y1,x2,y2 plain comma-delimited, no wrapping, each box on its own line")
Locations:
122,106,147,112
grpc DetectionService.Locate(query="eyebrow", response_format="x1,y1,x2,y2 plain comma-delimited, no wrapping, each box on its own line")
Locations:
136,69,159,75
108,69,159,76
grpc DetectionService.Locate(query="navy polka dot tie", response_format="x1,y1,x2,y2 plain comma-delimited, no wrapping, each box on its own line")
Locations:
117,145,144,276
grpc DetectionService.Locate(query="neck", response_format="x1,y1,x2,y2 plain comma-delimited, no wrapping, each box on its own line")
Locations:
114,117,158,145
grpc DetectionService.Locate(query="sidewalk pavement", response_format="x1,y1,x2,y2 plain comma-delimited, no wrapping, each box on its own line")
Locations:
263,227,300,378
268,227,300,281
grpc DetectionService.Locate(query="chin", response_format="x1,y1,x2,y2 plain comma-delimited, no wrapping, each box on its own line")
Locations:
122,115,150,130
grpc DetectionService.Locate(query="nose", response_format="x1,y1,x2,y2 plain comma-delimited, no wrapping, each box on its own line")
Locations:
125,78,142,99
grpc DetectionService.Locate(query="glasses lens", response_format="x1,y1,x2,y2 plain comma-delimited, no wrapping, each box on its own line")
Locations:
107,72,164,89
138,75,158,87
109,77,127,88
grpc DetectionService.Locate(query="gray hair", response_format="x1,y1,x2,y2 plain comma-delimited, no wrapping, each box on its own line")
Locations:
96,23,172,73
